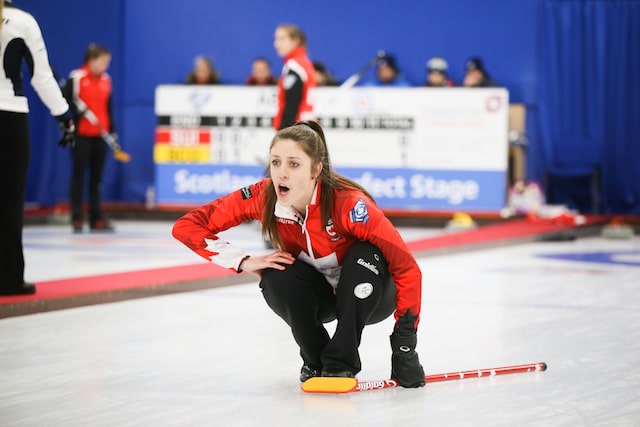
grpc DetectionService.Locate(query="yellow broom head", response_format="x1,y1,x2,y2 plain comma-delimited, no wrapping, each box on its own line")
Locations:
114,150,131,163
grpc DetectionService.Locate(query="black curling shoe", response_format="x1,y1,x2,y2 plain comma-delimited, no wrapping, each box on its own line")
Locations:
300,365,321,382
90,219,115,233
0,282,36,296
321,368,355,378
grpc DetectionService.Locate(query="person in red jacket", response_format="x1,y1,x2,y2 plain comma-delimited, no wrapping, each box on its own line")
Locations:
62,44,116,233
172,121,425,388
272,24,316,130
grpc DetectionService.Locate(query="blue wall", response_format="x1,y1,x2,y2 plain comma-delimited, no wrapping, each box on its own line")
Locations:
21,0,539,205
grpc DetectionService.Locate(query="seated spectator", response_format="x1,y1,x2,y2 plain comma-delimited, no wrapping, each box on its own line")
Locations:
462,56,499,87
245,57,277,85
424,56,455,87
313,61,339,86
362,53,412,87
185,55,220,85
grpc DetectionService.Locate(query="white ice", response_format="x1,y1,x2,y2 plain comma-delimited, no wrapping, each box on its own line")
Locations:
1,220,639,426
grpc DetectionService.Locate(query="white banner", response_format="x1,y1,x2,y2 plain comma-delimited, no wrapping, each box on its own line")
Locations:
154,85,509,212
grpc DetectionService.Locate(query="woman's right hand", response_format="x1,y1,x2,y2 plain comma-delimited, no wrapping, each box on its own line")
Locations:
239,251,295,279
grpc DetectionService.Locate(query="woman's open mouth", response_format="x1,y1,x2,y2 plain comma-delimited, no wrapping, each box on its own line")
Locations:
277,184,290,197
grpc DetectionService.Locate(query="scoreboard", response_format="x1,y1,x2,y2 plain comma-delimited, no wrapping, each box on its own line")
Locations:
154,86,509,212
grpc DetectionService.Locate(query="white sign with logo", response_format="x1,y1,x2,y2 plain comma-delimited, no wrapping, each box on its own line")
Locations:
154,85,509,212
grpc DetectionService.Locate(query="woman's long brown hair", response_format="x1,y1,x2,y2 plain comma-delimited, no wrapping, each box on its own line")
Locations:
262,121,374,249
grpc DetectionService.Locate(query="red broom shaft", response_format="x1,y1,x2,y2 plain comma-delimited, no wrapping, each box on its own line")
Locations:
356,362,547,392
426,362,547,383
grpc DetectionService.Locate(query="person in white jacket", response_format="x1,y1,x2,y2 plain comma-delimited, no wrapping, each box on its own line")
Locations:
0,0,75,296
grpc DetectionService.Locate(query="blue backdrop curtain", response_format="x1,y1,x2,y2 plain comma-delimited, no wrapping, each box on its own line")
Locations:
536,0,640,213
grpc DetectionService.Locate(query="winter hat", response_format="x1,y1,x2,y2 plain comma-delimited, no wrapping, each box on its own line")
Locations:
466,57,486,72
378,53,399,72
427,56,448,74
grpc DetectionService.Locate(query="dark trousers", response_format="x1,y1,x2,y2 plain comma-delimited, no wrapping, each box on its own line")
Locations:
70,135,108,223
0,111,30,289
260,241,396,374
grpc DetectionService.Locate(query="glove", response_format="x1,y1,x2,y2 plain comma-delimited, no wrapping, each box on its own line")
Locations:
390,331,425,388
390,311,425,388
57,117,76,148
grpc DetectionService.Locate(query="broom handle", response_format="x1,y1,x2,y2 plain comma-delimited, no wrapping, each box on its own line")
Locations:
356,362,547,392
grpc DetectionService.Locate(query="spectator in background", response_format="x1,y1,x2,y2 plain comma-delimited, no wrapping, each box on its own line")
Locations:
245,57,277,85
362,53,412,87
185,55,220,85
313,61,339,87
424,56,455,87
0,0,75,295
273,23,316,130
463,56,499,87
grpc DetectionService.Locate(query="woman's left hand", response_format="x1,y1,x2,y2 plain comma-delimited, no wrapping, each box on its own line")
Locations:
239,251,295,279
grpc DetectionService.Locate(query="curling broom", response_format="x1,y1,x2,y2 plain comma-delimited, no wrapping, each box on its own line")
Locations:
100,130,131,162
302,362,547,394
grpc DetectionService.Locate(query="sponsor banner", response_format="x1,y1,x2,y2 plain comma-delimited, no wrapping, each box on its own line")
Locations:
155,164,506,211
155,164,265,204
339,167,506,211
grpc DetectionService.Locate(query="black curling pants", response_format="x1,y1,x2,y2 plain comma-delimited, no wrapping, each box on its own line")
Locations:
260,241,396,374
70,136,108,223
0,111,30,289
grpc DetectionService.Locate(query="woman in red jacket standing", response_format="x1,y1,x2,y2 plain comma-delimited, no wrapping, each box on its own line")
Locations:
272,24,316,130
62,44,116,233
173,121,425,388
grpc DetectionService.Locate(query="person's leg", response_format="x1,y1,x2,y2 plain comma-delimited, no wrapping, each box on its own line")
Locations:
70,136,91,231
320,241,396,376
260,260,336,371
88,137,109,226
0,111,34,294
